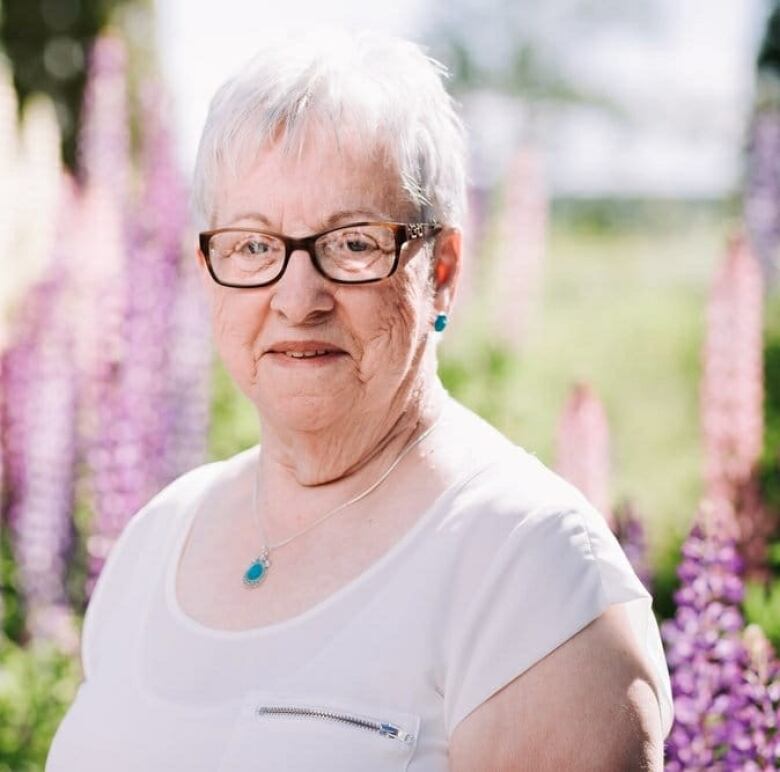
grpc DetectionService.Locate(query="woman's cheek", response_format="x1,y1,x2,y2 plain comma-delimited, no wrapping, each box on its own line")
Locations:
211,302,257,389
362,305,419,382
388,290,423,354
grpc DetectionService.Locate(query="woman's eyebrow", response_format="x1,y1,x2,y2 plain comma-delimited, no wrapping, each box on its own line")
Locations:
319,209,392,229
224,208,394,230
225,211,273,226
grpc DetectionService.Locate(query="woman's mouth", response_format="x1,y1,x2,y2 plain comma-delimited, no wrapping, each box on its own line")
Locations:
266,350,348,366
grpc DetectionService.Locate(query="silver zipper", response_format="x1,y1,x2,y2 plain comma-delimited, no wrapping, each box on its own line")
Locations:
255,705,416,744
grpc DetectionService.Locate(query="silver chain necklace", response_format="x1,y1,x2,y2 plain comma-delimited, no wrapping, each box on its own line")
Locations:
243,410,446,588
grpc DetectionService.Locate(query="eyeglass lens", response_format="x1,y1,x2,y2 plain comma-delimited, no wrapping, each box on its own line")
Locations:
207,224,398,285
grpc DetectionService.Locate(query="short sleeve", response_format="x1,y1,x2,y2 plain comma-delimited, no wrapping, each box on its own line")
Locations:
442,504,674,740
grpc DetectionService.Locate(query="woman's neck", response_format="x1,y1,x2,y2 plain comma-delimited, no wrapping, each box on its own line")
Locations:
255,374,450,542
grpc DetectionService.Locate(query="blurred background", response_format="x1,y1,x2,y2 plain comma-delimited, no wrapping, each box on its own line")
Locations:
1,0,780,768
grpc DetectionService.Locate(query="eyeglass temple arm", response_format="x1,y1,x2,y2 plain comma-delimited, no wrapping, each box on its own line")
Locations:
405,223,442,240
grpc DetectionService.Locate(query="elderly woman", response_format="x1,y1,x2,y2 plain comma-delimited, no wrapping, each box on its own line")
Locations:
47,29,673,772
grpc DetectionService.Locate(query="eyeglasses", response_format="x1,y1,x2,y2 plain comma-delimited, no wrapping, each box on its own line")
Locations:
198,221,442,288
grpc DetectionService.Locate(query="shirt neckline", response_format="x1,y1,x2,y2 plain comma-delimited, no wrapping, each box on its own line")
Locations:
164,411,499,641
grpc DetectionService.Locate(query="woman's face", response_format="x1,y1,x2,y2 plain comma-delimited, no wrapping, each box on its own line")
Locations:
197,129,453,434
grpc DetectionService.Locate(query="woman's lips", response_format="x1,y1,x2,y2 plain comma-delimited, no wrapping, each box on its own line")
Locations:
266,351,348,367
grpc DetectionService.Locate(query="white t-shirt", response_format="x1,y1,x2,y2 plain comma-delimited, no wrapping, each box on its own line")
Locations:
46,396,674,771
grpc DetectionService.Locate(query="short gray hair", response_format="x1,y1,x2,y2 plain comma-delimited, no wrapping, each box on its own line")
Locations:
190,28,468,231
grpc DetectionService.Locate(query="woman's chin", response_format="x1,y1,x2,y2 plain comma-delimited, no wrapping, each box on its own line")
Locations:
260,397,349,433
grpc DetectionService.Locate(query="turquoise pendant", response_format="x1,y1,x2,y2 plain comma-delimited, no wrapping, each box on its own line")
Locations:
243,549,270,588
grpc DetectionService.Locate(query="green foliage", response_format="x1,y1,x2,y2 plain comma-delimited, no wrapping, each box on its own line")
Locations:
0,635,82,771
760,291,780,514
0,521,24,643
439,340,517,430
758,0,780,75
551,197,740,238
64,493,92,621
651,531,686,623
743,577,780,652
740,530,780,652
207,353,261,462
0,0,144,171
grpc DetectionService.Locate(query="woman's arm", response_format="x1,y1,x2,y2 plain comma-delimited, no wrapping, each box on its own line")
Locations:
449,603,665,771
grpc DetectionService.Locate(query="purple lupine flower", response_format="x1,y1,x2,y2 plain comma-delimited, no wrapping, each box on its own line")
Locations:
74,33,135,598
164,244,212,479
0,56,21,627
76,33,130,201
661,501,780,769
2,172,80,650
612,498,653,593
134,78,211,483
553,381,615,530
1,85,81,651
701,233,771,583
74,184,130,599
75,32,213,605
741,623,780,763
110,78,186,518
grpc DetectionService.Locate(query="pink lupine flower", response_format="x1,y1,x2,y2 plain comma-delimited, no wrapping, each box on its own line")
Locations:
554,381,615,530
134,78,211,483
164,252,213,479
115,78,185,512
74,183,130,598
76,33,130,199
701,232,772,582
75,33,134,596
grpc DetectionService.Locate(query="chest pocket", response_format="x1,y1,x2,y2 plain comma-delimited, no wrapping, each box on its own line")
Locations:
217,689,421,771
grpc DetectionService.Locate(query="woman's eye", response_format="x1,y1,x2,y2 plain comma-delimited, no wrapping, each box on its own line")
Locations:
345,238,370,252
241,240,268,255
335,232,379,253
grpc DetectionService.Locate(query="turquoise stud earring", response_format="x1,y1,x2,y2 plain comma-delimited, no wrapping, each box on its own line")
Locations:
434,313,448,332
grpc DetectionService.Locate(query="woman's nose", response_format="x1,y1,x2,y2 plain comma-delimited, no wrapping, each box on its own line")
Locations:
268,247,335,323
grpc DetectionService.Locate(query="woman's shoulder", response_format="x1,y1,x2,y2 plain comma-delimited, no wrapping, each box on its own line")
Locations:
127,444,259,534
440,406,666,739
445,397,601,530
443,448,619,581
442,401,637,592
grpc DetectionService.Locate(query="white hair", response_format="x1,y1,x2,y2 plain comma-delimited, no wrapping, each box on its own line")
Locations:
190,27,468,232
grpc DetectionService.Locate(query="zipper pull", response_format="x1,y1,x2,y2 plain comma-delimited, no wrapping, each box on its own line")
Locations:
379,722,415,744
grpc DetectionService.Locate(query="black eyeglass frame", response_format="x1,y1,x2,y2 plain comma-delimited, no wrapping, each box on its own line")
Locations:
198,221,443,288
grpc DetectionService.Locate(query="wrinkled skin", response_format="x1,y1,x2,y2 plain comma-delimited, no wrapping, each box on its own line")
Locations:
195,123,461,539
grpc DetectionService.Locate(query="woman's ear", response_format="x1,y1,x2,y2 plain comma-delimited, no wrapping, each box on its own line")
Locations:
432,226,461,312
194,236,212,293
